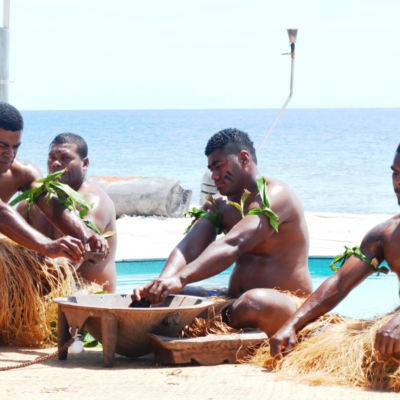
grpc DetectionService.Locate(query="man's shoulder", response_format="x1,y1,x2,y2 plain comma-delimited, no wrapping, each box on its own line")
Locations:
363,215,399,244
9,158,42,184
79,180,115,210
264,177,293,196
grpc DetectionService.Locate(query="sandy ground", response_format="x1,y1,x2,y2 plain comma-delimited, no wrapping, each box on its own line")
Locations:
1,212,397,399
115,211,393,260
1,347,399,400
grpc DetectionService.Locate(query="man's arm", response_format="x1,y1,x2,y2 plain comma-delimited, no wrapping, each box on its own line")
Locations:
269,223,386,359
0,200,84,261
138,213,275,305
133,206,217,300
161,218,217,278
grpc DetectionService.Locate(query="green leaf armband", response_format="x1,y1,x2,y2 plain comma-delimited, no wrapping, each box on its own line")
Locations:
226,176,279,232
184,195,223,235
330,245,389,275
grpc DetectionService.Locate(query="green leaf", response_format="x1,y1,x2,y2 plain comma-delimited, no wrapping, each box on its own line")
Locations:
9,190,35,207
226,200,243,215
102,231,116,239
240,189,251,218
184,199,223,235
82,331,100,347
330,245,390,275
184,207,207,234
247,208,279,232
52,182,92,213
206,195,220,213
83,219,101,235
35,169,66,184
94,291,108,294
256,176,271,209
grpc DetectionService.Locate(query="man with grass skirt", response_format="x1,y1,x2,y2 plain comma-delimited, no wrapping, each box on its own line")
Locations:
133,128,312,336
17,133,117,292
0,102,109,263
270,145,400,359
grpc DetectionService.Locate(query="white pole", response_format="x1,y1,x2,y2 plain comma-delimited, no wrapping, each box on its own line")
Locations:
3,0,10,28
0,0,10,103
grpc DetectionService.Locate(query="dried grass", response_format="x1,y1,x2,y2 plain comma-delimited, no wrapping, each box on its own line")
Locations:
0,235,81,347
180,296,239,338
180,289,309,338
249,312,400,391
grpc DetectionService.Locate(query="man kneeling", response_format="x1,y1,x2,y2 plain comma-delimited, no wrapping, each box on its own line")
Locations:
17,133,117,292
133,128,312,336
270,144,400,359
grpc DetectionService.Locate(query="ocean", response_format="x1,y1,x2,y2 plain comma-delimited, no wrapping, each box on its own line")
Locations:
20,108,400,215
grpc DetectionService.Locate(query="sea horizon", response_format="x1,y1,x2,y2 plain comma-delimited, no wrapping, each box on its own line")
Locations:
18,108,400,215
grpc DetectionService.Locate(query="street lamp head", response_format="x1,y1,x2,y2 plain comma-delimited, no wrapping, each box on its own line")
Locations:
287,29,298,44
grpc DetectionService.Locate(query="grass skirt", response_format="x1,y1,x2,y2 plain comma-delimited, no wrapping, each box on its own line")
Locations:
249,311,400,391
0,235,82,347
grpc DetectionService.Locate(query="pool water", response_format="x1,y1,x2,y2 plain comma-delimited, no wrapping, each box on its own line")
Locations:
116,257,399,319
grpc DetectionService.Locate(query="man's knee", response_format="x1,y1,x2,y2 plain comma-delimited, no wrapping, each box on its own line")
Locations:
226,289,297,332
228,289,277,321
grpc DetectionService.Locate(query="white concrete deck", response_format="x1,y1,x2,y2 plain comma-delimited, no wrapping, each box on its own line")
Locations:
115,212,392,260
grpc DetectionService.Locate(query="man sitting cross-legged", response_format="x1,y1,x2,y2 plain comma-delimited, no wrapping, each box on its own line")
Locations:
269,144,400,359
17,133,117,292
133,128,312,336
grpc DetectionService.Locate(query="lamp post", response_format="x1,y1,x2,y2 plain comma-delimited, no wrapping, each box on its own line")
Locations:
199,29,299,204
256,28,298,154
0,0,10,103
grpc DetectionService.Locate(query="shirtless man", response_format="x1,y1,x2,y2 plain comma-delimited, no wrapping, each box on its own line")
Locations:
270,145,400,358
133,128,312,335
17,133,117,292
0,102,108,262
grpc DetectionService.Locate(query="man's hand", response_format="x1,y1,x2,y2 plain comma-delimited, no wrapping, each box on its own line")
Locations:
131,276,185,306
269,324,297,360
85,234,109,259
375,319,400,357
42,236,85,263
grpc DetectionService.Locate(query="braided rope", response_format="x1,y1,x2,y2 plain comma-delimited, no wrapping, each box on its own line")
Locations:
0,338,74,372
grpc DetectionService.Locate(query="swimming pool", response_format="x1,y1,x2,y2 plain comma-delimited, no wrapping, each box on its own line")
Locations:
116,257,399,319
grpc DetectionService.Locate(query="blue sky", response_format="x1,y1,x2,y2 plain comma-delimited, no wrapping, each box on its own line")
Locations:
4,0,400,110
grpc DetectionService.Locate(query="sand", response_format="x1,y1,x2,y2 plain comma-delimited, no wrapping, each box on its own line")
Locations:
1,347,399,400
0,211,397,399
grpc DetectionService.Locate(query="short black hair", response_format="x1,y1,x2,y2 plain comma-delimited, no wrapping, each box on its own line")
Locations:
50,133,88,159
0,102,24,131
205,128,257,164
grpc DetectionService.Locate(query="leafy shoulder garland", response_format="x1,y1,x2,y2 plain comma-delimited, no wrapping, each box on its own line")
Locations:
9,169,115,238
330,245,389,275
184,176,279,234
